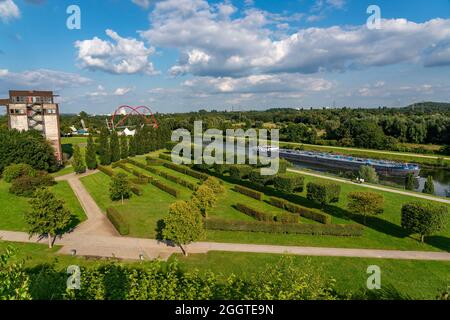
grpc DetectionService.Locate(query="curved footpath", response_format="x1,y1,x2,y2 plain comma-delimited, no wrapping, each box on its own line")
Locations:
288,168,450,205
0,171,448,262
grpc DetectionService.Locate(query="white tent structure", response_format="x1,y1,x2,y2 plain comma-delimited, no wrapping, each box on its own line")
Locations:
121,128,136,136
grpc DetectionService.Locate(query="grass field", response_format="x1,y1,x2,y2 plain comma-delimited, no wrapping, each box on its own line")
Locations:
1,241,448,300
0,179,86,231
80,155,449,253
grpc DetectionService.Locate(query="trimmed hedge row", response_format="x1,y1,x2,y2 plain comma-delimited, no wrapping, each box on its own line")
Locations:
269,197,332,224
307,182,341,206
229,165,253,180
117,163,152,183
204,218,363,237
98,165,115,177
234,185,263,201
236,203,299,224
162,161,209,181
249,169,273,186
130,185,143,196
235,203,275,222
273,174,304,193
158,170,199,191
158,153,172,162
151,180,180,198
106,207,129,235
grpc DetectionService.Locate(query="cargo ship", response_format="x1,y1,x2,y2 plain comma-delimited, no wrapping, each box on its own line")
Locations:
258,147,421,178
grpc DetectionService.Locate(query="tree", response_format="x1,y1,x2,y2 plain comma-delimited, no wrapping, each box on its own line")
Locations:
110,131,121,163
405,173,415,191
422,176,435,195
401,202,448,242
120,135,129,159
3,163,36,183
85,134,97,170
97,128,111,165
191,185,217,217
72,145,86,174
162,201,205,256
358,165,379,184
347,192,384,225
109,173,132,204
128,135,136,157
26,188,72,248
203,177,225,194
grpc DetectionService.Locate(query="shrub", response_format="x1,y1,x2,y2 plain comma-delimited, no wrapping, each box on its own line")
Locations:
3,163,36,183
275,212,300,224
151,180,180,198
401,202,448,242
306,182,341,206
9,173,55,197
235,203,275,222
130,185,143,196
203,177,225,194
358,165,379,184
158,153,172,162
97,165,115,177
249,169,274,186
273,174,304,193
278,158,291,174
162,162,209,180
347,192,384,225
106,207,129,235
234,185,263,201
204,218,363,237
213,163,230,175
269,197,331,224
229,165,253,180
422,176,435,195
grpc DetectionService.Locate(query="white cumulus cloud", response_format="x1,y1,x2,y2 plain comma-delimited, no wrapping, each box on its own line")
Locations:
75,29,158,75
0,0,20,23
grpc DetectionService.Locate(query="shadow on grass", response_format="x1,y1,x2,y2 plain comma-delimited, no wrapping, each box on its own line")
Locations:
62,144,73,158
425,235,450,252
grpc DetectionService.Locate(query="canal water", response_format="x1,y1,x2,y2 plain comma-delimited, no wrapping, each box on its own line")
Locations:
289,160,450,197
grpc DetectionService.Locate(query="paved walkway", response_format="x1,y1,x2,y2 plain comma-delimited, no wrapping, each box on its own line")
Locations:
288,168,450,204
1,169,449,262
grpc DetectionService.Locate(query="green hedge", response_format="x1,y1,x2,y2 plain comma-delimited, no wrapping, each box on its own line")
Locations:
162,162,209,180
130,185,143,196
273,174,304,193
229,164,253,179
98,165,115,177
306,182,341,206
213,163,231,174
106,207,129,235
269,197,332,224
204,218,363,237
235,203,276,222
151,180,180,198
158,153,172,162
117,163,152,183
234,185,263,201
249,169,274,186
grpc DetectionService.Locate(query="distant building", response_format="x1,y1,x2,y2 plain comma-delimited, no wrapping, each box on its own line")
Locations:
0,90,63,163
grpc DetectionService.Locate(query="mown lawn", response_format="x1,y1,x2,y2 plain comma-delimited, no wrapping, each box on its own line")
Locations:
1,241,448,300
81,154,450,252
0,180,86,231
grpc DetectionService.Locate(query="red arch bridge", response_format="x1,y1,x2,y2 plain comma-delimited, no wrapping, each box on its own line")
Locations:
107,105,158,130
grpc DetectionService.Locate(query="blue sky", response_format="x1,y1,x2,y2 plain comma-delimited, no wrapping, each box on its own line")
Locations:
1,0,450,114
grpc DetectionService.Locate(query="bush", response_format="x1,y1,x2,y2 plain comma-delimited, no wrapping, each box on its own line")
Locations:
278,158,291,174
235,203,275,222
273,174,304,193
158,153,172,162
98,165,115,177
249,169,274,186
9,173,55,197
204,218,363,237
151,180,180,198
358,165,379,184
229,165,253,180
401,202,448,242
269,197,331,224
275,212,300,224
106,207,129,235
191,185,217,217
213,163,230,175
306,182,341,206
162,162,209,180
3,163,36,183
234,185,263,201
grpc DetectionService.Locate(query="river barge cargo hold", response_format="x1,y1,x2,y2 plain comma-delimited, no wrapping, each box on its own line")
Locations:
277,149,421,178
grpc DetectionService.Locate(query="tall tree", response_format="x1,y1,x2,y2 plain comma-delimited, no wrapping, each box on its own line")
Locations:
422,176,435,195
120,135,129,159
26,188,72,248
110,131,121,163
405,173,415,191
85,134,97,170
72,145,86,174
162,201,205,256
109,173,132,204
128,135,136,157
98,128,111,165
190,185,217,217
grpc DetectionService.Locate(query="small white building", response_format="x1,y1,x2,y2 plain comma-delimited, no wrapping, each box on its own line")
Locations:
121,128,136,136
